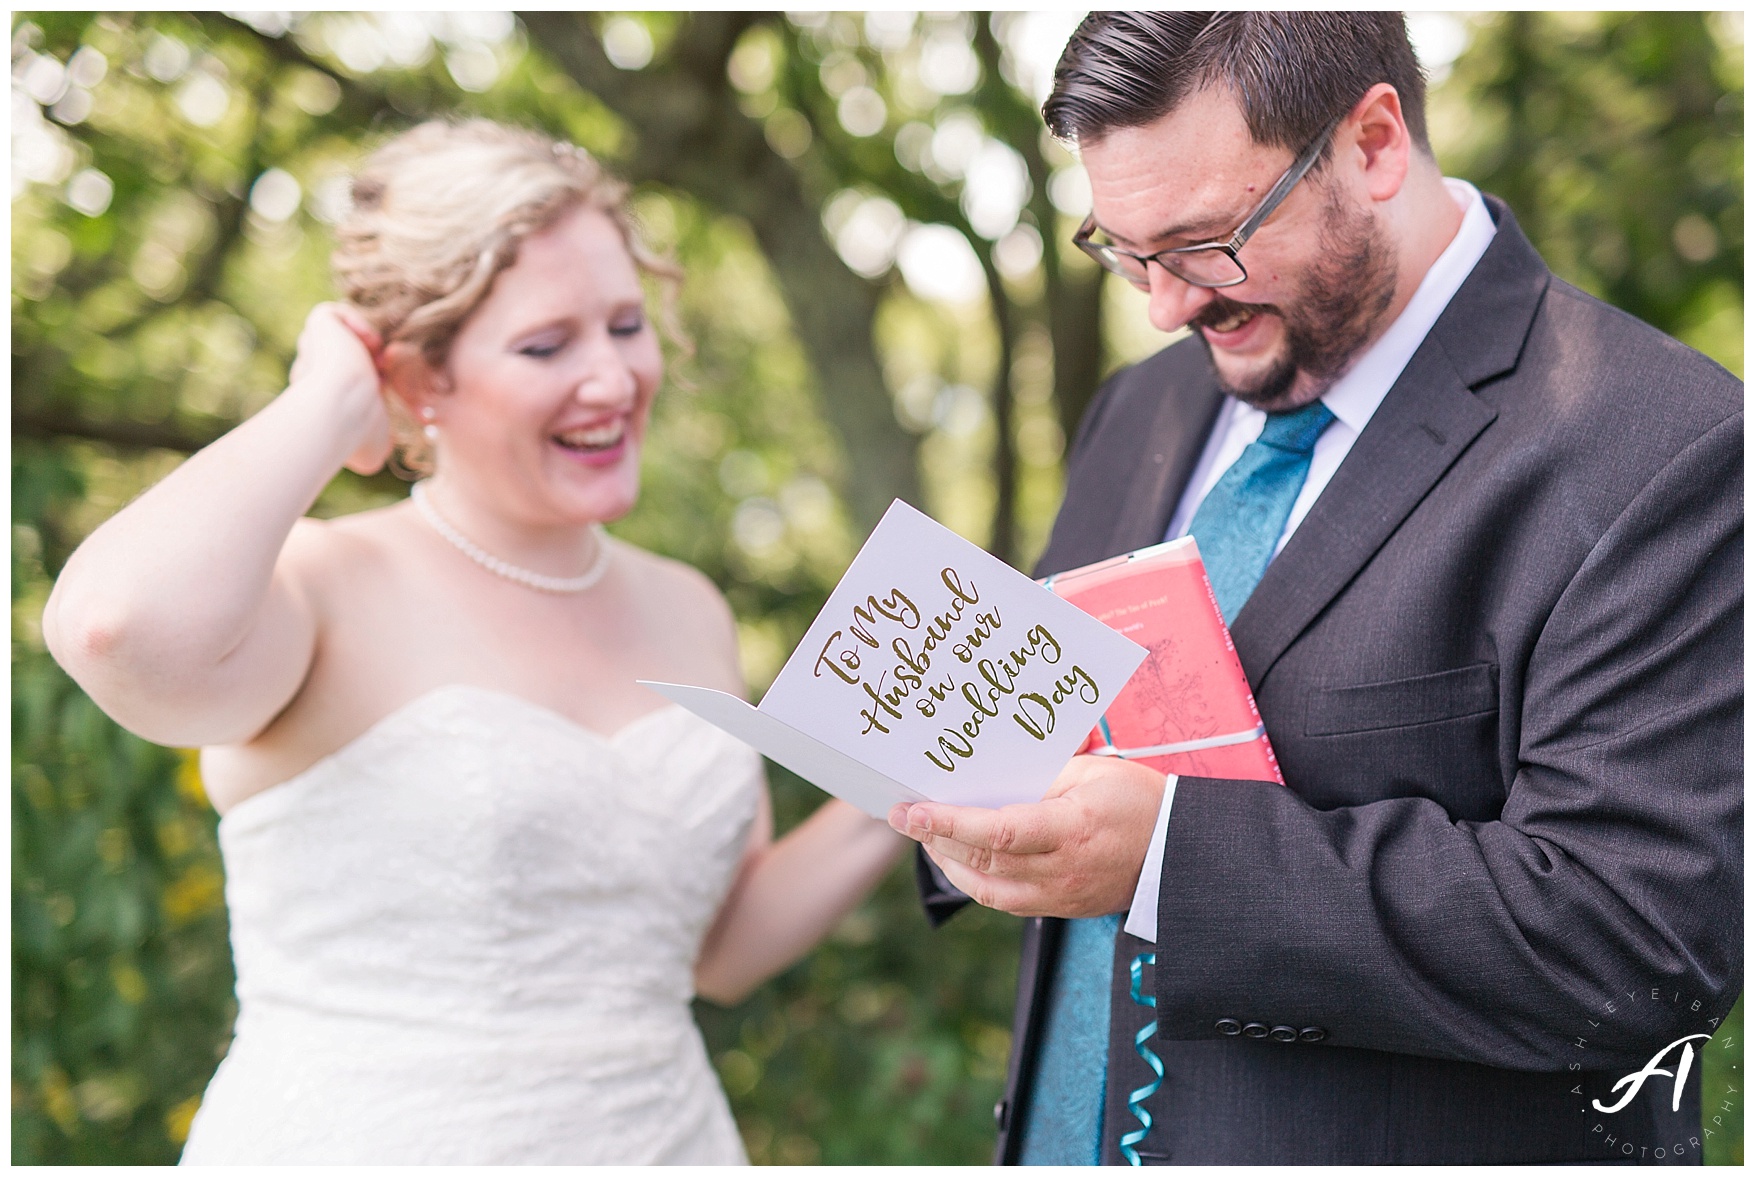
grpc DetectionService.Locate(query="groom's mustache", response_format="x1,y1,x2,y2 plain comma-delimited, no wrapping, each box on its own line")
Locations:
1191,295,1281,331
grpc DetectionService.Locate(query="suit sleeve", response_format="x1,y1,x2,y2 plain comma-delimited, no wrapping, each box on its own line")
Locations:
1153,413,1743,1072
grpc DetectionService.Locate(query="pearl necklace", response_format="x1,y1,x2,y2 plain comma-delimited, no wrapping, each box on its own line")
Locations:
410,480,612,594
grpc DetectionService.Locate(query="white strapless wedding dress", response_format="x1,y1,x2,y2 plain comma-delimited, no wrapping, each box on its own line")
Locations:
180,684,760,1165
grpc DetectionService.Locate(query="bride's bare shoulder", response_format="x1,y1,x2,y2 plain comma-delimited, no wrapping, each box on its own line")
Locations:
611,540,740,668
613,540,731,620
279,500,423,592
292,495,415,537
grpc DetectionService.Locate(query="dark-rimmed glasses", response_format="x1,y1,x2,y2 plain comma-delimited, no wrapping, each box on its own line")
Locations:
1073,112,1346,290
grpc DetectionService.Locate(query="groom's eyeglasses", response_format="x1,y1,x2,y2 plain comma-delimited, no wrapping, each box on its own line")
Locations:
1073,111,1346,291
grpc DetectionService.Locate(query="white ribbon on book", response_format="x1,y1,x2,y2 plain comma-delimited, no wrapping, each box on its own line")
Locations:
1088,723,1267,761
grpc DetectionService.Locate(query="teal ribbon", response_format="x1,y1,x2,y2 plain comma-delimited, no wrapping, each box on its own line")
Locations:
1118,952,1162,1166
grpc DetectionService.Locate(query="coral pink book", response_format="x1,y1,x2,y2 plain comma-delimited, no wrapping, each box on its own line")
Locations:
1043,537,1284,784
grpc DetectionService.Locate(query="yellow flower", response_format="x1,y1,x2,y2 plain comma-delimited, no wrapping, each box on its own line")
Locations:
111,961,148,1005
165,1094,202,1143
175,749,208,807
161,866,224,924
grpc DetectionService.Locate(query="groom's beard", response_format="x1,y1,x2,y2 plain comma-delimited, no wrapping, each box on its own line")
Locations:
1194,189,1399,412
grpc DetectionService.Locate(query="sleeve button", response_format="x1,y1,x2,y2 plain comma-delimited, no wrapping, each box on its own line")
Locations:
1215,1018,1243,1036
1269,1025,1298,1043
1242,1022,1270,1039
1298,1026,1328,1044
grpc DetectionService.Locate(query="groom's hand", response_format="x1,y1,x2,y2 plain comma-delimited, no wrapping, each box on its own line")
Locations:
888,756,1165,918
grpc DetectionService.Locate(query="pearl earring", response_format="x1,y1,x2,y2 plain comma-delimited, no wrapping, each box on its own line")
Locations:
420,406,438,443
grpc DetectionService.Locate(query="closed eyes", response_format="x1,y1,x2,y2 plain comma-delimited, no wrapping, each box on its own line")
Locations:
513,315,644,357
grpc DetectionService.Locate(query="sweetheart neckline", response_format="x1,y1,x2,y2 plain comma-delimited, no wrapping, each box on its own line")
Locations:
216,685,699,825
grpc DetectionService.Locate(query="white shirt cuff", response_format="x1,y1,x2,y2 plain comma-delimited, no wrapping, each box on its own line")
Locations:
1123,773,1177,943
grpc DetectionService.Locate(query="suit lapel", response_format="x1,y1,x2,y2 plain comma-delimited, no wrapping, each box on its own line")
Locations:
1228,197,1549,685
1106,344,1224,555
1228,348,1496,685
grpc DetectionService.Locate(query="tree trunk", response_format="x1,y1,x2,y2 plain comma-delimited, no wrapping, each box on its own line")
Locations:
970,19,1107,463
1047,265,1104,448
980,253,1018,564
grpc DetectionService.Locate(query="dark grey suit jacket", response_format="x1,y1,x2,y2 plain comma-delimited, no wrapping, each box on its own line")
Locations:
921,199,1743,1164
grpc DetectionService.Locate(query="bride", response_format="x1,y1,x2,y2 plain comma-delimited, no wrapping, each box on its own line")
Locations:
42,119,902,1164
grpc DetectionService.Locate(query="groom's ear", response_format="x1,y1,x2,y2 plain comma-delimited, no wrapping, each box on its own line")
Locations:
381,340,452,417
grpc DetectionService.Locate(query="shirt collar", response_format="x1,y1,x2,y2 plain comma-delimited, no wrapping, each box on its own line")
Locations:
1319,178,1498,434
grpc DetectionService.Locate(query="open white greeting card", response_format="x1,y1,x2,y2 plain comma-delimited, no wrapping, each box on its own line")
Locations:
641,500,1147,817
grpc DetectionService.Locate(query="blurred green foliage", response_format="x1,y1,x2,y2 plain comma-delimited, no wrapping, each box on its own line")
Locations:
1705,997,1744,1166
11,10,1743,1166
11,651,233,1161
1429,11,1744,372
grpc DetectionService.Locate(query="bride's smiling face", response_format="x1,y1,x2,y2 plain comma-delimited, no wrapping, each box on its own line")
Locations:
430,205,662,525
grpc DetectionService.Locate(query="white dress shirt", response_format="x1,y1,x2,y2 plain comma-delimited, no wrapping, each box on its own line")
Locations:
1124,179,1497,942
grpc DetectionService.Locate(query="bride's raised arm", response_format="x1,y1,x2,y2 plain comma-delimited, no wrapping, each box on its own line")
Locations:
42,303,390,749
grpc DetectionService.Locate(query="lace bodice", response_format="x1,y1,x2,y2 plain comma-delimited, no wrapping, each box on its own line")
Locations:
180,684,761,1165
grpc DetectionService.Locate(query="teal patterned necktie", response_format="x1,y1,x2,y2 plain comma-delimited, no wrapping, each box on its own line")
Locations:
1018,913,1119,1165
1188,400,1336,623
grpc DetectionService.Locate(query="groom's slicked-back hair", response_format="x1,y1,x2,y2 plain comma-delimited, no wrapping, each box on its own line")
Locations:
1043,11,1430,158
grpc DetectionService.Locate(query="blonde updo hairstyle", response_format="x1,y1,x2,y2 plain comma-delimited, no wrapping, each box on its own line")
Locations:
331,119,682,476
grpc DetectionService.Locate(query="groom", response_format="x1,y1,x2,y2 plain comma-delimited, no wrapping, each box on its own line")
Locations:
895,12,1742,1165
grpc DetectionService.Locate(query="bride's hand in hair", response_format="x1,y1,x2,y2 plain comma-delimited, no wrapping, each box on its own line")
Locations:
288,302,393,475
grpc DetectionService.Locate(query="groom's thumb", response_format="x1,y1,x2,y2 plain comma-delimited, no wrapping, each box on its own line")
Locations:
887,804,912,834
